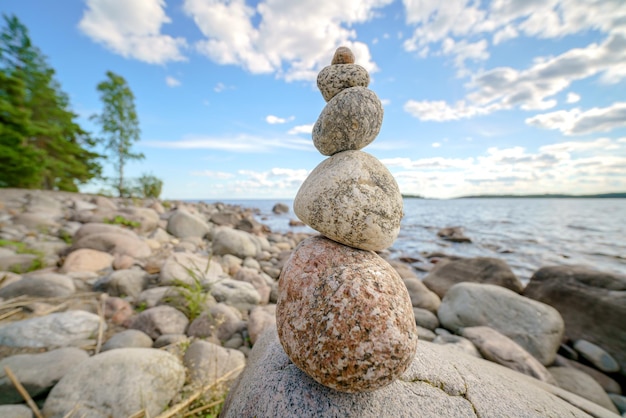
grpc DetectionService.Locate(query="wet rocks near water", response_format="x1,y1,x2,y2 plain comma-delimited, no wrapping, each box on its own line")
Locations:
283,47,416,393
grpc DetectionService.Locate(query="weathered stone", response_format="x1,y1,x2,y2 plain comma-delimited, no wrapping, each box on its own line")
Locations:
101,329,153,351
183,340,245,388
438,282,564,365
187,303,243,341
166,209,212,239
212,227,259,258
0,311,102,348
404,277,441,313
294,151,402,251
277,236,417,392
234,267,271,304
413,307,439,330
128,305,189,339
42,348,185,418
248,304,276,344
317,64,369,102
432,334,482,358
549,367,619,413
523,265,626,375
272,203,289,214
211,278,261,310
72,225,151,258
159,251,223,287
97,268,148,298
462,326,556,384
423,257,523,298
0,348,89,404
0,405,32,418
222,326,612,418
60,248,114,273
331,46,355,65
0,273,75,298
574,339,620,373
313,87,382,155
437,226,472,243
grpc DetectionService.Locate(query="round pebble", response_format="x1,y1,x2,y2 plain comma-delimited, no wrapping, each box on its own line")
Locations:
331,46,355,64
294,150,403,251
276,235,418,393
317,64,370,102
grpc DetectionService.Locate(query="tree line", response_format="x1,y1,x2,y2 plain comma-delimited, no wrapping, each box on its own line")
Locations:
0,14,162,198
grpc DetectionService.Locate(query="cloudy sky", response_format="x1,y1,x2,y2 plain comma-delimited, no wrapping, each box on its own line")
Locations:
4,0,626,199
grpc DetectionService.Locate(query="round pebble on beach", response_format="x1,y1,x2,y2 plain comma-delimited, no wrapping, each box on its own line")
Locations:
276,235,418,393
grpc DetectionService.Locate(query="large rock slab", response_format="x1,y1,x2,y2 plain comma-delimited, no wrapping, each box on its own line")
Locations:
277,236,417,392
423,257,523,298
0,311,103,348
294,150,402,251
222,326,615,418
0,348,89,404
313,86,383,155
523,265,626,375
42,348,185,418
438,282,564,365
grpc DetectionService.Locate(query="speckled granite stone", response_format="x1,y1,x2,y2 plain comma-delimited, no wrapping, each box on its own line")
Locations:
294,150,402,251
331,46,355,64
276,235,418,393
313,87,382,155
317,64,370,102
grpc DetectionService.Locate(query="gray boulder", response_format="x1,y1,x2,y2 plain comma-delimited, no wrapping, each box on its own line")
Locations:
128,305,189,339
403,277,441,313
212,228,259,258
461,326,556,384
183,340,245,387
42,348,185,418
0,405,32,418
166,209,212,239
438,282,564,365
423,257,523,298
101,329,153,351
159,251,224,287
96,268,148,298
0,348,88,404
574,339,620,373
549,367,619,413
413,307,439,330
211,278,261,310
222,326,614,418
523,265,626,375
0,311,102,348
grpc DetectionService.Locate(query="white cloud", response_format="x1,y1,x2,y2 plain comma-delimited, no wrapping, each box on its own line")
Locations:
383,138,626,198
165,76,181,87
566,92,581,103
183,0,392,81
190,170,234,179
380,98,391,106
526,102,626,135
431,142,441,148
233,167,310,195
288,124,314,135
144,134,313,152
266,115,294,124
78,0,187,64
403,100,492,121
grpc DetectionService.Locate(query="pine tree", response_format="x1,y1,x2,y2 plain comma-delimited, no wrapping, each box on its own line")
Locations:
0,14,101,190
92,71,144,197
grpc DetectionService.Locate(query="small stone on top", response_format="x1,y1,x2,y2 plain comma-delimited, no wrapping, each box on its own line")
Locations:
331,46,355,65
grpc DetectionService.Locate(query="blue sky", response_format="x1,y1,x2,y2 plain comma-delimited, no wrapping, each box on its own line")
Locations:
3,0,625,199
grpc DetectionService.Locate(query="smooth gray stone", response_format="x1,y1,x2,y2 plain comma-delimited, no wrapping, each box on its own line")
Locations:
549,367,619,413
0,311,102,348
432,334,482,358
413,307,439,330
183,340,245,387
222,326,614,418
0,274,75,298
0,348,88,404
574,339,620,373
0,404,33,418
211,278,261,310
166,209,212,239
609,394,626,414
101,329,153,351
42,348,185,418
438,282,564,365
212,228,260,259
128,305,189,339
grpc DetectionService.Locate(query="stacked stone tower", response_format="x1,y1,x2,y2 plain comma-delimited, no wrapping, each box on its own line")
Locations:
276,47,418,393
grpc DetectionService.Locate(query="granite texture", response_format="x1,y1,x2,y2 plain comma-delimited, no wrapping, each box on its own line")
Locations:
317,64,370,102
276,235,417,392
294,150,402,251
313,86,382,155
331,46,355,64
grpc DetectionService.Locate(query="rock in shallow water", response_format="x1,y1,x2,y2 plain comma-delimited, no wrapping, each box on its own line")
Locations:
294,150,402,252
276,236,417,393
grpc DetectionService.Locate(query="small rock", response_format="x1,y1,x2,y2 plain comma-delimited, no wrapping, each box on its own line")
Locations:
331,46,355,65
166,209,212,239
211,278,261,310
609,394,626,414
234,267,271,304
104,297,134,325
272,203,289,214
573,339,620,373
404,277,441,313
248,304,276,344
413,307,439,330
317,64,370,102
437,226,472,243
0,274,75,298
101,329,153,351
549,367,618,413
312,87,383,155
212,228,260,259
60,248,114,273
128,305,189,339
0,404,33,418
432,334,482,358
187,303,244,341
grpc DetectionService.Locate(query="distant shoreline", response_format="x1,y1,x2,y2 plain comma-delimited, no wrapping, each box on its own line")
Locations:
402,192,626,199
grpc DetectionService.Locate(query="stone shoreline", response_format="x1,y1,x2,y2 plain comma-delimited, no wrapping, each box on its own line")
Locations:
0,188,624,417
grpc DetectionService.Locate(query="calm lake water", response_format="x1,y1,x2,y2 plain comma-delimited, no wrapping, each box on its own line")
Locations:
206,198,626,284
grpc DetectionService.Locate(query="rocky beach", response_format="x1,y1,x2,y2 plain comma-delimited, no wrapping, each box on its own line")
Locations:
0,187,624,417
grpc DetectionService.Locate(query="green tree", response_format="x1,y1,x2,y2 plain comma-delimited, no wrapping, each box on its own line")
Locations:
0,14,101,190
137,173,163,198
92,71,144,197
